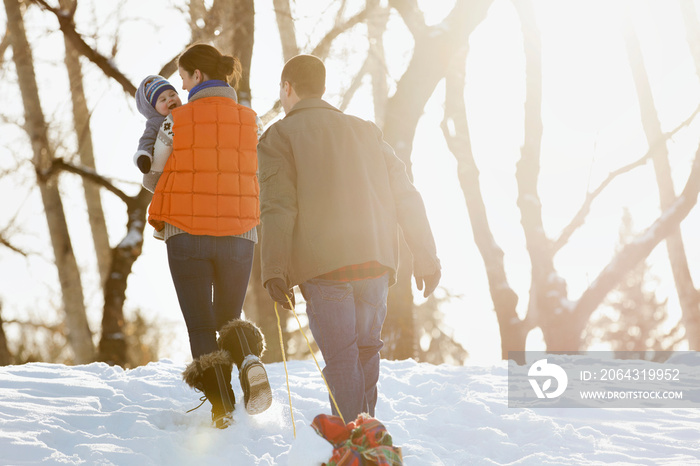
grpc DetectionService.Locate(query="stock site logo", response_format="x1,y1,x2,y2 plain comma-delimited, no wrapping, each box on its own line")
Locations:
528,359,568,399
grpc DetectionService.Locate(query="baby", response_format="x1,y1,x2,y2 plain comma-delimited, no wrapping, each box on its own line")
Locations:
134,75,181,240
133,75,182,174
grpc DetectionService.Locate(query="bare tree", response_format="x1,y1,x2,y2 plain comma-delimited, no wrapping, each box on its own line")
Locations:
415,293,469,365
512,0,700,353
338,0,390,122
97,188,152,366
4,0,94,363
0,302,11,365
50,158,152,366
380,0,493,358
570,150,700,337
273,0,298,62
510,0,565,354
647,2,700,350
622,8,698,334
229,0,255,105
58,0,111,285
0,25,10,67
585,209,674,356
24,0,159,366
366,0,389,126
680,1,700,83
436,0,700,360
442,44,525,361
31,0,135,95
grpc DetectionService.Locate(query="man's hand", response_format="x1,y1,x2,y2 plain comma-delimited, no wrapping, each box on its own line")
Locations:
265,278,295,310
415,270,441,298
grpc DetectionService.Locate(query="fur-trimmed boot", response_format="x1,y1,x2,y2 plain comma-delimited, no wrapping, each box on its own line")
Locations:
182,349,236,428
218,319,272,415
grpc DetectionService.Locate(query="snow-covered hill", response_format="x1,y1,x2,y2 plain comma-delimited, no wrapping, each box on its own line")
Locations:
0,359,698,465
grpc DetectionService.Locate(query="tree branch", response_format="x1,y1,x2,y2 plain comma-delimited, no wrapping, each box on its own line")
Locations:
259,100,283,126
554,101,700,252
0,24,10,69
260,3,380,125
51,158,132,204
554,154,650,252
3,318,64,333
0,234,29,256
574,144,700,325
339,56,370,112
310,5,375,58
441,44,525,359
30,0,137,96
389,0,427,38
153,0,234,80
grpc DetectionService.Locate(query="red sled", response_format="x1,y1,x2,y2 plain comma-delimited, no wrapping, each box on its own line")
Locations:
311,413,403,466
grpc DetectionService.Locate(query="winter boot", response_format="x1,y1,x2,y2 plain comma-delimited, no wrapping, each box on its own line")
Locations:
182,349,236,428
218,319,272,415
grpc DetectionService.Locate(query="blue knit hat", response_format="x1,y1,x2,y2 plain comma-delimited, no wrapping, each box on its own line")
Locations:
144,76,176,108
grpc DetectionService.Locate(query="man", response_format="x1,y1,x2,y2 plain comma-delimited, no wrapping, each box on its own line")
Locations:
258,54,441,422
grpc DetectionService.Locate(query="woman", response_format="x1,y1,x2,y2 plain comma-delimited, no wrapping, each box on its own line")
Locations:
147,44,271,428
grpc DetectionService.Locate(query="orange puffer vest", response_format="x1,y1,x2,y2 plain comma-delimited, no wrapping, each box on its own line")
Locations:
148,96,260,236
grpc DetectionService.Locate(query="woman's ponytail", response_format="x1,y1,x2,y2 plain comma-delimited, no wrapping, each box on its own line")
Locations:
218,55,242,87
179,44,242,86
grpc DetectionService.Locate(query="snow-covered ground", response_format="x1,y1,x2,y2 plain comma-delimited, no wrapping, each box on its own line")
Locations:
0,358,699,465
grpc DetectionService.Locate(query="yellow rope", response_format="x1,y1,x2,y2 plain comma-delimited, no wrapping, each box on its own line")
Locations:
275,302,296,438
276,295,346,430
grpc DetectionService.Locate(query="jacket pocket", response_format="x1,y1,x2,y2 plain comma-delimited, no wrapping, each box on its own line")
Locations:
259,164,280,184
259,164,281,199
310,279,353,302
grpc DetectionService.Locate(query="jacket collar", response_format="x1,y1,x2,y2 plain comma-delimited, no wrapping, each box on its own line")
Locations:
188,82,238,103
286,98,343,117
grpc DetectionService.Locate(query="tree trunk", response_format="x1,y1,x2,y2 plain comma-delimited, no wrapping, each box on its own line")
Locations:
513,0,575,352
442,46,526,362
59,0,111,286
51,145,155,367
98,189,151,367
0,303,12,365
381,0,493,359
665,3,700,350
273,0,298,62
230,0,255,106
680,1,700,82
624,13,700,350
5,0,94,363
245,235,287,363
367,0,389,127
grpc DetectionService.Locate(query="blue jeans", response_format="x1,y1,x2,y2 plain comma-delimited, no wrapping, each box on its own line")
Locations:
299,274,389,421
167,234,255,359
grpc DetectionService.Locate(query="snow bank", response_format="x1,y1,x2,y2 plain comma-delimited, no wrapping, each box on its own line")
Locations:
0,359,698,465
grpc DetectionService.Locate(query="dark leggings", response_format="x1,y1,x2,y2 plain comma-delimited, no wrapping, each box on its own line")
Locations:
167,234,254,358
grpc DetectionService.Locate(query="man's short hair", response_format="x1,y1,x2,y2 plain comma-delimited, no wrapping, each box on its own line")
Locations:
281,55,325,99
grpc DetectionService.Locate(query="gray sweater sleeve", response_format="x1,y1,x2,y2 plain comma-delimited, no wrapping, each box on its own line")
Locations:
133,115,166,165
142,115,174,192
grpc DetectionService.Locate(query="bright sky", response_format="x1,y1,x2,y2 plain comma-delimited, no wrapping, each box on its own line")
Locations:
1,0,699,364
